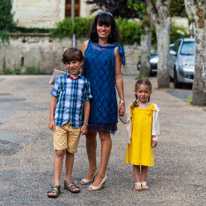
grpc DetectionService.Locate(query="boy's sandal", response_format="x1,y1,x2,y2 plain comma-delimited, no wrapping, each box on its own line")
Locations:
141,181,149,190
64,180,81,193
135,182,142,191
47,185,61,198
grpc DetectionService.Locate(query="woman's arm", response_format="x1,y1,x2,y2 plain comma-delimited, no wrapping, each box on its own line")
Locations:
114,47,125,116
81,40,89,73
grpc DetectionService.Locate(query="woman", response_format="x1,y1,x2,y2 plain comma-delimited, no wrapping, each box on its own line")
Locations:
81,11,125,191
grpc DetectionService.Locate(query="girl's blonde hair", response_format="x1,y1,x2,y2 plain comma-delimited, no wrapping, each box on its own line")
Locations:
133,78,152,107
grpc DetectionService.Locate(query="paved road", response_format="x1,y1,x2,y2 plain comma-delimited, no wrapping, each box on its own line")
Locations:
0,75,205,206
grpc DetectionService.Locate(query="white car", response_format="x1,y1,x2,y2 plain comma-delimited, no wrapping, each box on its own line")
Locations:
169,38,195,88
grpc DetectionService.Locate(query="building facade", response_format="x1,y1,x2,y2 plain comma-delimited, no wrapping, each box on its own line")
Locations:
12,0,95,28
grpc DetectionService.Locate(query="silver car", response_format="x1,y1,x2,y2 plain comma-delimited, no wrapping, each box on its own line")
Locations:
169,38,195,88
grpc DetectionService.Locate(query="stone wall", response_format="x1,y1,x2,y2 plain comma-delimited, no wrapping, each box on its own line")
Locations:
12,0,65,28
0,34,140,75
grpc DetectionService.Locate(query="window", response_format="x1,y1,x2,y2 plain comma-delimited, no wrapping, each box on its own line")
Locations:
65,0,80,17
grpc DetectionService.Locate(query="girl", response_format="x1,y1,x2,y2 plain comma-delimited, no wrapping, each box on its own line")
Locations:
120,78,160,191
81,11,125,191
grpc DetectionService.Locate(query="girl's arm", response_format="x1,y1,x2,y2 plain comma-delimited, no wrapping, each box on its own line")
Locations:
114,47,125,116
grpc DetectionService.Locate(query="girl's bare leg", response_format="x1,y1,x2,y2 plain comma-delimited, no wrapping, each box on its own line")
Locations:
141,166,149,190
84,130,97,180
133,165,142,190
133,165,141,182
90,132,112,187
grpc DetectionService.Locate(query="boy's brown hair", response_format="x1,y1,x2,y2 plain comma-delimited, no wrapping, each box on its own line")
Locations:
62,48,84,64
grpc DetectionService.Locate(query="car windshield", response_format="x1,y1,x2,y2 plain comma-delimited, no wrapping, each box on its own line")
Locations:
180,42,195,55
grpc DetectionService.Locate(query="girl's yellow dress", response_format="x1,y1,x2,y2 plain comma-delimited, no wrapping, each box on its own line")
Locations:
125,104,155,166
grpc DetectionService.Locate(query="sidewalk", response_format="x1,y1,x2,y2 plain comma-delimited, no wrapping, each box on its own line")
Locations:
0,75,206,206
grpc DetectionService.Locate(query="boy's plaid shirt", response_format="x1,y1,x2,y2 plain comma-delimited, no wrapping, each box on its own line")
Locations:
50,72,92,127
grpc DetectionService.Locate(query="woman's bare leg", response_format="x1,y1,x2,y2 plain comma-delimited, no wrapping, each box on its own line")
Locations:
90,132,112,187
84,130,97,180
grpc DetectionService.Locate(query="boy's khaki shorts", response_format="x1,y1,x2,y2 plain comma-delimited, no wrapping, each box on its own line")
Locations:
53,121,81,154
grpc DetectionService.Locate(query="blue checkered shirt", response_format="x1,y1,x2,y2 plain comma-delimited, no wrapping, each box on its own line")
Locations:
50,72,92,127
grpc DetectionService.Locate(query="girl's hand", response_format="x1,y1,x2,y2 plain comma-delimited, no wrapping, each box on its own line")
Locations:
48,120,56,131
81,124,88,135
152,140,157,148
118,103,125,116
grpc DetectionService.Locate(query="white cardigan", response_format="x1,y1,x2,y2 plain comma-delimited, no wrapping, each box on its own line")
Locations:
119,103,160,145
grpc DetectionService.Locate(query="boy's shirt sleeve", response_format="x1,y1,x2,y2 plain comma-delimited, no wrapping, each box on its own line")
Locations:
83,80,93,101
50,76,60,98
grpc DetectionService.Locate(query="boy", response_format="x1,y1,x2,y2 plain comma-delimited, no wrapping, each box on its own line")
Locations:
47,48,92,198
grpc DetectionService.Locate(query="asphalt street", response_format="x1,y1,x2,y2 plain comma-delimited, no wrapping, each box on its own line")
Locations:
0,75,205,206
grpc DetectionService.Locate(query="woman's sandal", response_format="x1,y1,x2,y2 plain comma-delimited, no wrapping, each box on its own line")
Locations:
64,180,81,193
81,171,97,185
135,182,142,191
141,181,149,190
47,185,61,198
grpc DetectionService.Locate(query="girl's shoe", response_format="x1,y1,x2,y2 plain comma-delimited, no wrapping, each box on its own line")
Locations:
141,181,149,190
135,182,142,191
81,171,97,185
87,175,107,191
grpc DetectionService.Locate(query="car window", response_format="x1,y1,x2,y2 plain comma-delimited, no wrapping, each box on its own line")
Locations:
180,42,195,55
173,40,181,53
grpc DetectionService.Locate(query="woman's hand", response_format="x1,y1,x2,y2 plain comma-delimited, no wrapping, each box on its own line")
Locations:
81,124,88,135
118,102,125,116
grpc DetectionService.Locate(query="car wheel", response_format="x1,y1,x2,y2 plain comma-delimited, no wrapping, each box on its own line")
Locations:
174,70,182,88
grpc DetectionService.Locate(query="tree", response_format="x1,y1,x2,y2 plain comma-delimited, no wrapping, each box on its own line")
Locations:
0,0,16,43
145,0,172,88
85,0,140,18
184,0,206,106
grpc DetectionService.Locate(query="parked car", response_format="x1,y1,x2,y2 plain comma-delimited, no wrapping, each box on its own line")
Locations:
137,44,174,76
169,38,195,88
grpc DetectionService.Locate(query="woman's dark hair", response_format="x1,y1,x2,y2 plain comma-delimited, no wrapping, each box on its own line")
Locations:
62,48,84,64
88,12,120,43
133,78,152,107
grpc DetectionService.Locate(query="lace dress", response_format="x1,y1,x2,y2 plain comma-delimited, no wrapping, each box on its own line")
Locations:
83,40,125,134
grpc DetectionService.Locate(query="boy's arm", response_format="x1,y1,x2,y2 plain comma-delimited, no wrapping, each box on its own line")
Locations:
48,96,58,131
81,100,90,135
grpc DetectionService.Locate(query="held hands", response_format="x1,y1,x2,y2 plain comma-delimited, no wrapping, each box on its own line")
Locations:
152,140,158,148
118,102,125,116
48,120,56,131
81,123,88,135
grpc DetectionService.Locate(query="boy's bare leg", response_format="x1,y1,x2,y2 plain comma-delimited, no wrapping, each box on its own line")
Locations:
48,150,65,196
84,130,97,180
64,151,80,192
65,151,74,182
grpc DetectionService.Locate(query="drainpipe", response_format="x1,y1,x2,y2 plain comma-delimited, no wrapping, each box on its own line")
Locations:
71,0,76,47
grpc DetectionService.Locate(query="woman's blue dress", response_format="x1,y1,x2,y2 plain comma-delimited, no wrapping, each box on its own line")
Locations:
83,40,125,134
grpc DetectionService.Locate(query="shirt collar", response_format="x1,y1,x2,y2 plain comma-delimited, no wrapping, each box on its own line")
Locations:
66,72,81,80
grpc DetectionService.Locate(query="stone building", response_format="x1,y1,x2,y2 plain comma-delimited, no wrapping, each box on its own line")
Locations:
12,0,95,28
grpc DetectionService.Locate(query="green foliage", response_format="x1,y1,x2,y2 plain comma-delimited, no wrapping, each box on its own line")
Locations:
52,17,94,38
135,74,144,80
16,27,54,34
2,58,40,75
170,25,190,43
116,18,142,45
0,0,16,42
187,97,192,104
170,0,187,17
